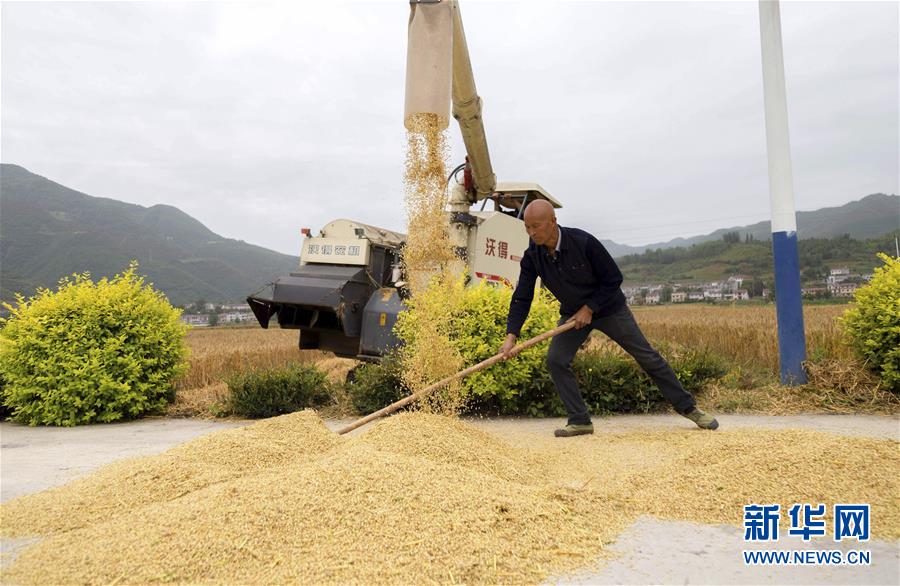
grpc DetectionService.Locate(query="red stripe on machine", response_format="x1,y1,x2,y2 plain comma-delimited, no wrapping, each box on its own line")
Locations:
475,272,512,287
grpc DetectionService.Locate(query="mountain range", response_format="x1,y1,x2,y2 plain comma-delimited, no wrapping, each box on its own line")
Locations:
599,192,898,257
1,163,897,305
1,164,298,306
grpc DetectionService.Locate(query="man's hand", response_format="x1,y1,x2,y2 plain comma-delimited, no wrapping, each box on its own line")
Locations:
567,305,594,329
497,333,518,360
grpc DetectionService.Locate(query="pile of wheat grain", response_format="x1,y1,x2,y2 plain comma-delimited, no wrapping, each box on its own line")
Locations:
1,411,338,536
2,412,897,585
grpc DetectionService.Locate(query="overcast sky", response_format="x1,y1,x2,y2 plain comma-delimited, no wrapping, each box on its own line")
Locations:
2,1,897,256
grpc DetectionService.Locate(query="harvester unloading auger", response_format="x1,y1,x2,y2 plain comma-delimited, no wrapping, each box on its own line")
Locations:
247,0,562,361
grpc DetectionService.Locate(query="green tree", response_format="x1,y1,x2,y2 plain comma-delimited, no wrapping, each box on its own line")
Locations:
661,285,673,303
840,254,900,392
747,277,765,298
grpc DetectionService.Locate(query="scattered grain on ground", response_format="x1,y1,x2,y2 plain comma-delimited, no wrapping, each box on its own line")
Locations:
3,412,897,585
0,411,337,536
315,357,358,385
167,382,231,418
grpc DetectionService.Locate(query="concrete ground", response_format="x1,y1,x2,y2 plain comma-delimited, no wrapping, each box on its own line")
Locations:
2,413,898,584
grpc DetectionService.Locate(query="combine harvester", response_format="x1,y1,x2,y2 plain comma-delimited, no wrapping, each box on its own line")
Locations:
247,0,561,361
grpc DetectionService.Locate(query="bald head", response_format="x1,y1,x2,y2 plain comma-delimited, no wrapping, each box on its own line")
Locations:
522,199,559,250
523,199,556,222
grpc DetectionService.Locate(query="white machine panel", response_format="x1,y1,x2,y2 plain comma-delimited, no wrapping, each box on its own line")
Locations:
468,212,529,287
301,237,370,266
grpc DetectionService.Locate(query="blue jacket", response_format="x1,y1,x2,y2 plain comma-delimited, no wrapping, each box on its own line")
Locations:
506,226,626,336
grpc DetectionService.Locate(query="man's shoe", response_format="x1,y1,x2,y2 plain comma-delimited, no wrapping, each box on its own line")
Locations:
554,423,594,437
684,408,719,430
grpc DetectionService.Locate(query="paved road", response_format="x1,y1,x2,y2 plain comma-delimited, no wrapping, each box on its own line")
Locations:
2,413,898,584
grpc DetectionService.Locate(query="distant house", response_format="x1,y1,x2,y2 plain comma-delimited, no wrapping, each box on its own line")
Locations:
802,286,828,298
688,292,705,302
671,291,687,303
722,290,749,301
181,314,210,326
645,292,661,305
827,267,851,285
727,275,746,291
219,311,254,323
830,282,859,298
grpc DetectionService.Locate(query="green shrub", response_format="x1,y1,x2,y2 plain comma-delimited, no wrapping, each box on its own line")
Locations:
345,352,410,415
477,343,727,417
575,351,662,413
840,253,900,392
225,363,331,418
663,344,730,394
572,344,727,415
0,373,10,420
487,365,565,417
0,263,188,426
345,343,726,416
395,278,559,404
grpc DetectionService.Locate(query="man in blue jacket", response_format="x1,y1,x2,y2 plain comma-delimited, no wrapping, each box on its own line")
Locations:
497,200,719,437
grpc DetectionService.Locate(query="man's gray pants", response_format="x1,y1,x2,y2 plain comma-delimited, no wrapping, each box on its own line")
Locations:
548,306,696,425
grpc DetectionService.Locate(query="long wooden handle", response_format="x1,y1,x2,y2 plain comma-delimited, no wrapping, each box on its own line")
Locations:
336,320,577,435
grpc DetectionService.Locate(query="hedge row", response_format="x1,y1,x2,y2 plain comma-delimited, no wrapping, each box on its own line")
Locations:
217,344,727,419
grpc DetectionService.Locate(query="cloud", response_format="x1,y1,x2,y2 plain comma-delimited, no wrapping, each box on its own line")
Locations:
2,1,896,254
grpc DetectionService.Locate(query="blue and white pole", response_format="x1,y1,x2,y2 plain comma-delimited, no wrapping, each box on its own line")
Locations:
759,0,807,384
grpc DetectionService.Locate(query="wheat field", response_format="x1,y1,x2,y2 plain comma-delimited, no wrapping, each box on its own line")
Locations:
630,303,851,373
175,327,315,391
171,304,896,416
171,327,360,416
625,304,897,414
180,305,850,388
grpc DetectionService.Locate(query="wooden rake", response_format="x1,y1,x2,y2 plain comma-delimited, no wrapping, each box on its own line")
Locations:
336,321,576,435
